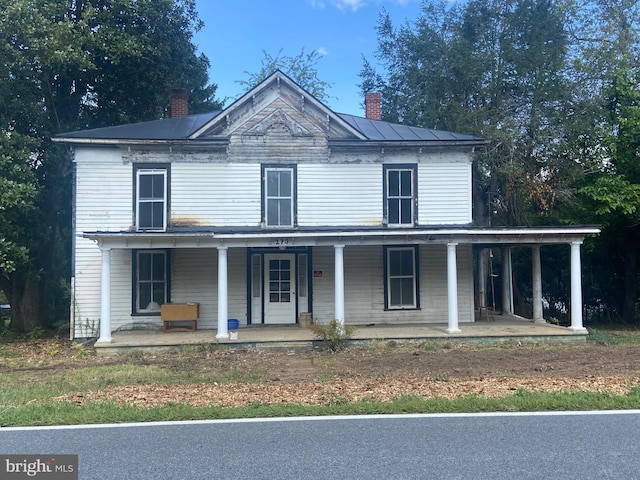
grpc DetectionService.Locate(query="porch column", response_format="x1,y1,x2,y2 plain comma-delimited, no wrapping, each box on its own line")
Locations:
446,242,461,334
569,241,587,333
334,244,345,325
532,245,544,323
501,247,513,314
97,247,112,344
477,249,486,309
216,246,229,339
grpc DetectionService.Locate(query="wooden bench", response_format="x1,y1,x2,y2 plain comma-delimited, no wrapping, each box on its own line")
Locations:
161,303,199,332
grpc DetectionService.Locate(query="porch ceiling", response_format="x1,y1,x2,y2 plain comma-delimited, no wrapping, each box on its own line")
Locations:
84,225,600,250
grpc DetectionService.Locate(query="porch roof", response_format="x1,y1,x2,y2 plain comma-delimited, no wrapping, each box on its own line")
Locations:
84,225,600,249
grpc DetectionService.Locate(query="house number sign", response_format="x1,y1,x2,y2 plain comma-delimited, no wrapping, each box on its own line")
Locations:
273,238,293,246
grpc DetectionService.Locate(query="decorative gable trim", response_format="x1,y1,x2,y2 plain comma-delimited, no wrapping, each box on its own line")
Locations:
189,70,366,140
243,108,313,137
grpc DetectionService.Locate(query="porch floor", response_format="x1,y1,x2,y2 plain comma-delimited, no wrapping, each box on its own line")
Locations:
95,314,587,355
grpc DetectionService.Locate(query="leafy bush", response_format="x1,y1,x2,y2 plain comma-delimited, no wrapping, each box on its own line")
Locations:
27,326,45,340
310,319,355,352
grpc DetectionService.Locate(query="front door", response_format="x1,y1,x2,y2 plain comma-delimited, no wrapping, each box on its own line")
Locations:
264,254,296,324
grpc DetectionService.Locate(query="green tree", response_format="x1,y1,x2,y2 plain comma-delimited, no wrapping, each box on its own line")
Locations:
361,0,573,227
363,0,640,323
361,0,592,320
562,0,640,322
579,67,640,322
238,48,333,102
0,0,221,332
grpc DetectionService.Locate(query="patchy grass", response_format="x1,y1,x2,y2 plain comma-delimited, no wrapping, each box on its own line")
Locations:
587,328,640,346
3,331,640,426
3,390,640,427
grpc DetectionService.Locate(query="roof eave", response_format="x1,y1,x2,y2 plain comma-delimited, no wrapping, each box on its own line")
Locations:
52,137,229,146
83,225,600,250
328,139,489,148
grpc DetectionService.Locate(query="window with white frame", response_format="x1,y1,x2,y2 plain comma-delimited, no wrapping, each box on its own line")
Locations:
133,250,169,314
384,246,419,309
263,165,295,228
384,165,416,226
136,167,168,231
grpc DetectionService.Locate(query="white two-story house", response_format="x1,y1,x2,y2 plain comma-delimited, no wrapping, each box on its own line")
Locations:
54,71,598,344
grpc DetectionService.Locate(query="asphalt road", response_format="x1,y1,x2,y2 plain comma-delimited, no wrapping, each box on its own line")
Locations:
1,411,639,479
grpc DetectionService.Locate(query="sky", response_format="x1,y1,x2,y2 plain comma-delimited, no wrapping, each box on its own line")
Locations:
193,0,423,117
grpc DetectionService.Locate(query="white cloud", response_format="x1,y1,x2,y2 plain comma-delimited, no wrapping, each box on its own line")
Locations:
307,0,326,8
382,0,419,5
308,0,418,13
316,47,329,56
332,0,367,12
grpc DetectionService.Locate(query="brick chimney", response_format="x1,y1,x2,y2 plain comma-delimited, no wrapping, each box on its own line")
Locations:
170,88,188,117
365,92,381,120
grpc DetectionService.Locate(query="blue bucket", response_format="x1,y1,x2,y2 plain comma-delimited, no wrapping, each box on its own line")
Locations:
227,319,239,330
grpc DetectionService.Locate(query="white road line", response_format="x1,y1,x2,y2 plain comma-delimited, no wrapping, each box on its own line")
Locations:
3,409,640,431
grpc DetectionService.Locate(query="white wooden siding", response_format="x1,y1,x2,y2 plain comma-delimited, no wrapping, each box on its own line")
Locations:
298,164,382,226
308,247,335,323
73,237,103,337
310,245,473,325
109,249,134,329
74,146,473,233
170,248,247,328
75,147,132,232
418,244,474,323
170,249,217,329
171,164,261,227
74,246,248,336
74,147,132,337
420,160,472,225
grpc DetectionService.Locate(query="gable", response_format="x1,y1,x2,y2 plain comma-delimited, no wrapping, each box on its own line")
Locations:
190,70,365,141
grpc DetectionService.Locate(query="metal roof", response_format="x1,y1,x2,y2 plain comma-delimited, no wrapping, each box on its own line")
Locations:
337,114,482,142
55,111,484,144
55,111,220,141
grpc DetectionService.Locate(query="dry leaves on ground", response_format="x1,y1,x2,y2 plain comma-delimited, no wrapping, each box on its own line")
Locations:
8,339,640,409
54,375,640,408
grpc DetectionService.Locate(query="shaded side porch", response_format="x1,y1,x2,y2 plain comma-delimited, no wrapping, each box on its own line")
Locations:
95,313,586,356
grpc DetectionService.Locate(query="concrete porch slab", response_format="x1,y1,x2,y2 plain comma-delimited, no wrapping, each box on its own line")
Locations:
93,315,586,356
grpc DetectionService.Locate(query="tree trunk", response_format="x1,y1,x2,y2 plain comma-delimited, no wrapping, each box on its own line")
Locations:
622,226,639,323
472,161,490,227
8,275,45,332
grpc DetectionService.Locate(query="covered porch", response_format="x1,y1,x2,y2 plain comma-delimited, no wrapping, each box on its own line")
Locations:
95,313,586,355
85,225,599,348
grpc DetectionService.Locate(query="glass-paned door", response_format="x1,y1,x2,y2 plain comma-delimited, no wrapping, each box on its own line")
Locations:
264,254,296,324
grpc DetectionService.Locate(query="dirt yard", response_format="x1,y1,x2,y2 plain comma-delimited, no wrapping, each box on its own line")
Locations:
5,338,640,407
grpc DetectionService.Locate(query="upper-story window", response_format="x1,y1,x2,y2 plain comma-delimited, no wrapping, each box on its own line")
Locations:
384,165,416,227
135,166,169,231
263,165,296,228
